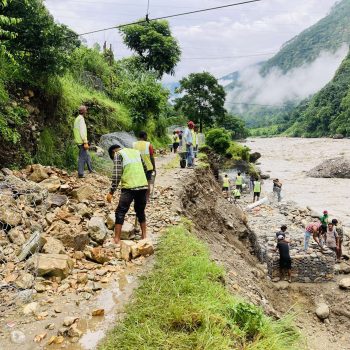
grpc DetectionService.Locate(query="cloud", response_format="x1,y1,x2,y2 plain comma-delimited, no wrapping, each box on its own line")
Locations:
226,45,349,107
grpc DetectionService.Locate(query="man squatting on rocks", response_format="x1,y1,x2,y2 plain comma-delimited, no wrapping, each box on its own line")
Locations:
304,221,327,251
73,105,93,178
133,131,156,202
106,144,148,245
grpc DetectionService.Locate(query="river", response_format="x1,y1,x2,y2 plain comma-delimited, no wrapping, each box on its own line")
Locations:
245,137,350,227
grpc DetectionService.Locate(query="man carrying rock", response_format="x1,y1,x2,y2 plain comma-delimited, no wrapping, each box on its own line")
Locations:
73,105,93,178
276,225,288,240
106,144,148,245
275,235,292,283
133,131,156,202
304,221,326,251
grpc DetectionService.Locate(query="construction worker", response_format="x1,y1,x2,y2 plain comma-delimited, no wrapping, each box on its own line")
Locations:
106,144,148,245
233,187,241,203
172,131,180,153
183,121,195,167
133,131,156,202
235,172,243,191
253,178,261,203
320,210,329,225
222,174,230,198
73,105,93,178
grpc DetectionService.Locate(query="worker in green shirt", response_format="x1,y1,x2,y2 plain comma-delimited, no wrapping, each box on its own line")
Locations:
320,210,329,225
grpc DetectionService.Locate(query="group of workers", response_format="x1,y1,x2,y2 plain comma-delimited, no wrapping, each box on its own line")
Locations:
222,172,262,203
73,106,156,245
172,121,199,168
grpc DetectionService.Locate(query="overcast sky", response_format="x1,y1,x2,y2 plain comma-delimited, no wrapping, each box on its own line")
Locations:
45,0,339,82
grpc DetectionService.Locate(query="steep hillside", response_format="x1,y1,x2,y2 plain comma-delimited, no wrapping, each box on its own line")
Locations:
285,50,350,137
224,0,350,131
261,0,350,75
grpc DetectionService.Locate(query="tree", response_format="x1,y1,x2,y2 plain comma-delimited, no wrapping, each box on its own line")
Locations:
120,19,181,78
217,113,249,139
206,128,231,155
174,72,226,132
2,0,80,82
114,59,169,125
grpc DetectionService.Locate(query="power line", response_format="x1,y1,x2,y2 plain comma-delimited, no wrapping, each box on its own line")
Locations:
66,0,262,38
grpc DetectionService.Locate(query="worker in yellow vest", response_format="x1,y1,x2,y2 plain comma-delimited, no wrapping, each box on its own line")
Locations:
172,131,180,153
222,174,230,198
73,105,93,178
106,144,148,245
133,131,156,202
235,172,243,191
232,187,241,203
253,178,262,203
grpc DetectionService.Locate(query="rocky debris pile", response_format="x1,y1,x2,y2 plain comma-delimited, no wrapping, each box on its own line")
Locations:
307,157,350,178
0,164,164,314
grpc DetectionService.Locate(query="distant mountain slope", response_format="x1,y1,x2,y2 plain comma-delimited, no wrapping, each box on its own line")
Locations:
223,0,350,129
285,50,350,137
261,0,350,75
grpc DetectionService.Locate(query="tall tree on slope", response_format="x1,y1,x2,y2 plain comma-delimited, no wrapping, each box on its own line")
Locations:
175,72,226,132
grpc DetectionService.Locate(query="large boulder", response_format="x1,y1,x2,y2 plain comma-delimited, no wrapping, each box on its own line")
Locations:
315,303,330,320
48,194,68,207
32,253,74,279
42,237,66,254
39,177,61,192
308,157,350,179
72,185,94,202
88,216,107,243
249,152,261,163
28,165,49,183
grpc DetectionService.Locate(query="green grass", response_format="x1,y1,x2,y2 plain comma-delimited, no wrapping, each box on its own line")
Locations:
99,226,302,350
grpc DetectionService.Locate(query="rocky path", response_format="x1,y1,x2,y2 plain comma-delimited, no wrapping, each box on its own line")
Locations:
0,153,187,350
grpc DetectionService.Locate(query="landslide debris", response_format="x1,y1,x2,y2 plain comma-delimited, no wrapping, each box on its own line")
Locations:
307,156,350,178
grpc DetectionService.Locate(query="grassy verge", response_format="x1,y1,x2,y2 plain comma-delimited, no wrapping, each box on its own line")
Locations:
99,225,301,350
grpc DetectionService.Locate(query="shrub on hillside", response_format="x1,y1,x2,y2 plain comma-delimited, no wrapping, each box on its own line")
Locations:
206,128,231,155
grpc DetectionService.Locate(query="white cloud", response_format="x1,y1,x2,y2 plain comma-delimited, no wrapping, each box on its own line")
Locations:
226,45,349,107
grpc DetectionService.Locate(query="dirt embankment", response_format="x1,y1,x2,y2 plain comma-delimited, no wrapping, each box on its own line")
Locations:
179,166,350,350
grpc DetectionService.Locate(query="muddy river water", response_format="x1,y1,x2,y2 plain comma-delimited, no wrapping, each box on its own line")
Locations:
245,137,350,227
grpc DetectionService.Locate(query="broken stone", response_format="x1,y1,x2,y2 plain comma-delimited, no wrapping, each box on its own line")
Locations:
72,185,94,202
84,246,110,264
23,301,38,315
88,216,107,243
106,213,115,230
0,205,22,228
92,309,104,316
10,330,26,344
73,251,85,260
28,165,49,183
316,303,330,320
49,194,68,207
33,253,74,279
14,272,34,289
120,240,136,261
67,324,82,338
42,237,66,254
63,316,79,327
131,239,154,259
339,277,350,290
121,222,135,240
7,227,26,245
39,178,61,192
339,262,350,274
18,230,45,261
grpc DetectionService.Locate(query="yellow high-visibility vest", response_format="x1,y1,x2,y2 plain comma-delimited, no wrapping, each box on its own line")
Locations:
223,178,230,188
133,141,154,171
119,148,148,189
173,134,180,143
235,175,243,185
254,181,261,193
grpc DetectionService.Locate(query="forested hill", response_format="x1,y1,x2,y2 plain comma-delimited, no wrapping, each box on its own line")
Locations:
285,50,350,137
261,0,350,75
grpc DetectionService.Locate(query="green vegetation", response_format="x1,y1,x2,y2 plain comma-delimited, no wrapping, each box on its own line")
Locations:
261,0,350,75
0,0,179,169
100,225,301,350
284,51,350,137
206,128,231,155
120,19,181,78
175,72,226,132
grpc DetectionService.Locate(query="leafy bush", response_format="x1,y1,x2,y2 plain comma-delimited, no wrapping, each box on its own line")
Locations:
227,142,250,162
206,128,231,155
